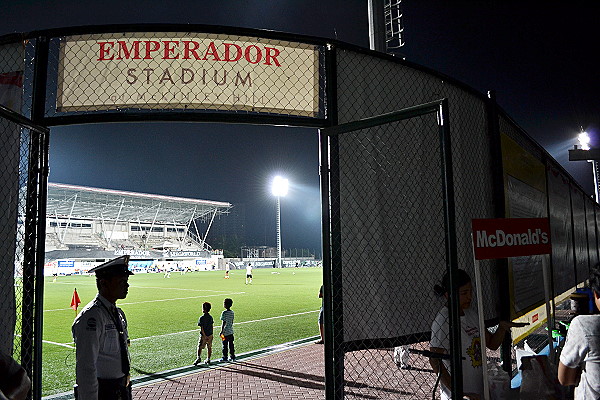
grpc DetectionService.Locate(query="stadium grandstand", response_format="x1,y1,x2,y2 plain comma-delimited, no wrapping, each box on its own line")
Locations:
44,183,232,275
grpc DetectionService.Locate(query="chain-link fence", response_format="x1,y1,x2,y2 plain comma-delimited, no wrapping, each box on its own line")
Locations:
322,101,462,399
2,25,599,400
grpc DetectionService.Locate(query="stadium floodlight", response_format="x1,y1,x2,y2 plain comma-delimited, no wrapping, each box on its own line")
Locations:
271,176,288,268
579,131,591,150
570,129,600,202
271,176,289,197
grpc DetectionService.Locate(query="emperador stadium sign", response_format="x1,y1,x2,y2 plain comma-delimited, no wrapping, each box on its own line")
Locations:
472,218,551,260
56,32,320,116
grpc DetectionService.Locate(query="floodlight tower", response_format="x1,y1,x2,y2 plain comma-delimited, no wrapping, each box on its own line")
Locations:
271,176,288,268
569,129,600,202
368,0,405,55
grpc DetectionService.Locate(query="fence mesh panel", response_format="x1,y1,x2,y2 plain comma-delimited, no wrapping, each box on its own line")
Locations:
0,110,38,369
331,114,447,399
331,48,503,399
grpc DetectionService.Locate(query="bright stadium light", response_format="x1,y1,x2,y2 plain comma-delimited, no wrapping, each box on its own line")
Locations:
271,176,288,268
579,131,591,150
573,129,600,202
271,176,289,197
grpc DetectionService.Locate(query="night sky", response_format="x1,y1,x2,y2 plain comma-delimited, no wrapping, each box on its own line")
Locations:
1,1,597,252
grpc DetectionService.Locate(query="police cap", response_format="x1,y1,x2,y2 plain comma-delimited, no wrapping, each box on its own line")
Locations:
88,255,134,278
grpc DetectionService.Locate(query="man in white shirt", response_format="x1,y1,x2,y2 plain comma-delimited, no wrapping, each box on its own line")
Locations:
72,256,133,400
558,264,600,399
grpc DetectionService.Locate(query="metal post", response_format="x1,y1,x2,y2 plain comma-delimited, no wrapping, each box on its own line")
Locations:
30,34,50,400
486,90,512,372
542,255,555,362
438,99,464,399
473,258,490,400
368,0,386,52
321,42,341,400
276,196,282,268
593,160,600,203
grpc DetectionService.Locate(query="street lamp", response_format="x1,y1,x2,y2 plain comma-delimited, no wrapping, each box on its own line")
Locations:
271,176,288,268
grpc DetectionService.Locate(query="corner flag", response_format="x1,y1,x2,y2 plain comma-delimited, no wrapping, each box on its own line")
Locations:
70,288,81,311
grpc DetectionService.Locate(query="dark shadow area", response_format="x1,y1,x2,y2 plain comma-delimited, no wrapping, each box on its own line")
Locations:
221,364,324,390
132,367,183,384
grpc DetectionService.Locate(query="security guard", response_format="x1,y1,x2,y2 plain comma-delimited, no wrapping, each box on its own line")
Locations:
72,256,133,400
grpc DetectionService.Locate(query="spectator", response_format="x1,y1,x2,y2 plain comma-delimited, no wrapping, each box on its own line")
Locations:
0,351,31,400
194,302,214,366
429,269,524,400
558,263,600,399
220,298,235,362
316,285,324,344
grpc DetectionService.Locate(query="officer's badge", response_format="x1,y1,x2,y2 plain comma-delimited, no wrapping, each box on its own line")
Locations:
86,317,97,331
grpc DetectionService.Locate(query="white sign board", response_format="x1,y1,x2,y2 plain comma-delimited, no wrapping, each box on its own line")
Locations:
57,32,320,116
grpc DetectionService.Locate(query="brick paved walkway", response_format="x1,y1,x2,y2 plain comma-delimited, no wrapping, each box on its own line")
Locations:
133,341,326,400
131,340,445,400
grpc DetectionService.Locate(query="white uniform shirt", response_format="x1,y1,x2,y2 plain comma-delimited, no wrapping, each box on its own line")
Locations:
72,294,130,400
246,265,252,275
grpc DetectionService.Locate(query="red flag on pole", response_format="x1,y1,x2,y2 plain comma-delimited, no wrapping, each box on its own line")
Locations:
70,288,81,311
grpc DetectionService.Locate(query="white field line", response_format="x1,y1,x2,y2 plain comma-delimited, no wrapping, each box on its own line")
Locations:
45,292,247,312
130,310,319,342
49,310,319,347
52,281,226,293
14,334,75,350
128,286,227,292
43,339,75,349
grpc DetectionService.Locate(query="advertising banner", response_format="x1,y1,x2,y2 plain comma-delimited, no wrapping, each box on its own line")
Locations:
500,133,549,319
57,33,320,116
58,260,75,268
472,218,551,260
547,164,576,300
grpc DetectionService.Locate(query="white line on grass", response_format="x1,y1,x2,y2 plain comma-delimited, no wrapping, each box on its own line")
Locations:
116,292,246,307
45,292,247,312
127,286,227,292
129,309,319,342
43,340,75,349
45,292,248,312
52,281,226,293
45,310,319,348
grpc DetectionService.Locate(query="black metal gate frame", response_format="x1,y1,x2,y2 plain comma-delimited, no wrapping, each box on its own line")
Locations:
0,104,49,400
319,99,466,399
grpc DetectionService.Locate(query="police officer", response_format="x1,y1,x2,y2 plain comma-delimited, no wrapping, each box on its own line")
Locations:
72,256,133,400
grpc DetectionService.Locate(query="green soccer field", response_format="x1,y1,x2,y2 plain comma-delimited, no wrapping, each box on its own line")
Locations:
41,266,323,396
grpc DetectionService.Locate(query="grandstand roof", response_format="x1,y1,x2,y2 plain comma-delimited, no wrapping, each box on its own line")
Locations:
46,183,232,224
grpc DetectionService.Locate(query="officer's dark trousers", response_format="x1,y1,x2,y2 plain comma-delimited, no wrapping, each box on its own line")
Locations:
98,377,132,400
